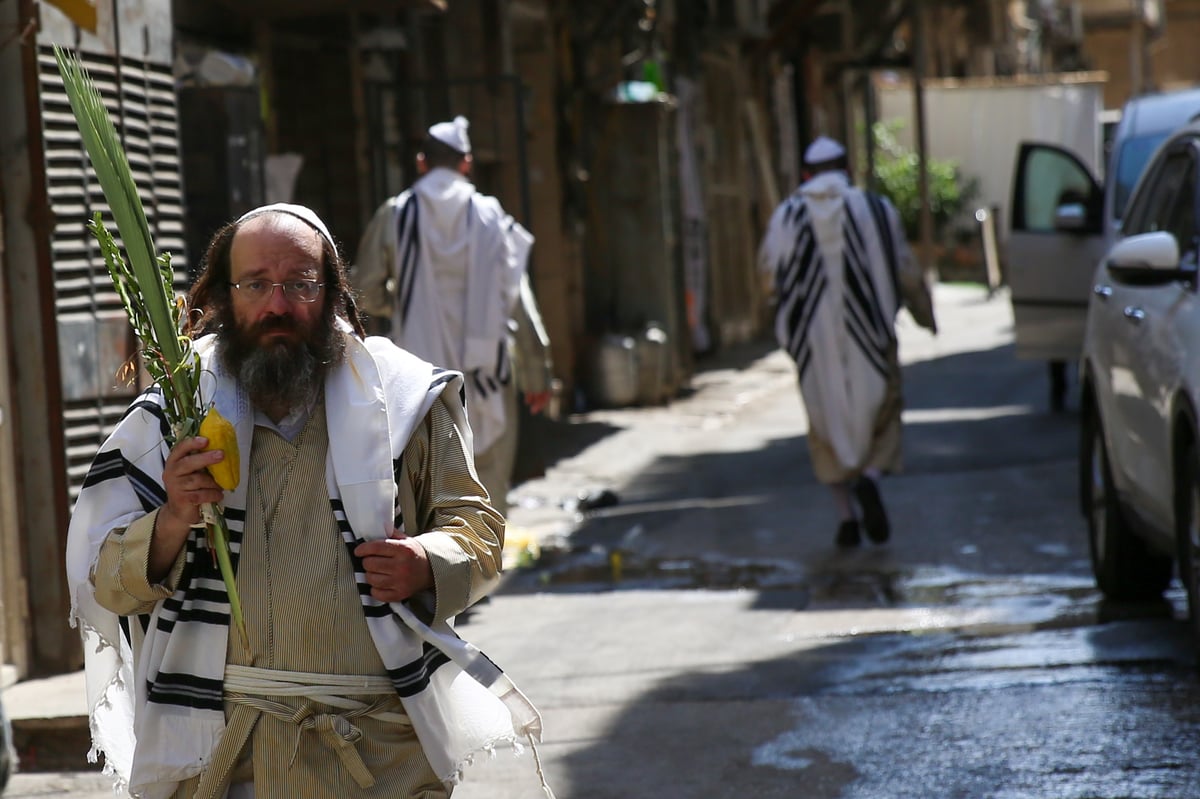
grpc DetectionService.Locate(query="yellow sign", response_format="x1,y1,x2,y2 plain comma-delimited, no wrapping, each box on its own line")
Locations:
45,0,98,33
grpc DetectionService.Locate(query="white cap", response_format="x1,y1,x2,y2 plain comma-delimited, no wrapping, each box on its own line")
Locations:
427,115,471,155
804,135,846,166
237,203,337,257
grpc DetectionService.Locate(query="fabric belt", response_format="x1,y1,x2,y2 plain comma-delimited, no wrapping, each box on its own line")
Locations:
223,664,411,789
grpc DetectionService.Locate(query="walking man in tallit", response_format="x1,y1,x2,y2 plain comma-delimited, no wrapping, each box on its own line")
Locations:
353,116,551,517
759,136,937,549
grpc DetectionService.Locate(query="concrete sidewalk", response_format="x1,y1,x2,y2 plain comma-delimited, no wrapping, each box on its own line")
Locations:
3,667,91,772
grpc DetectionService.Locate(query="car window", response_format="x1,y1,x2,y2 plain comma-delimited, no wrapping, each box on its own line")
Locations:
1164,154,1198,258
1016,148,1095,232
1119,154,1160,233
1112,131,1171,223
1122,147,1195,241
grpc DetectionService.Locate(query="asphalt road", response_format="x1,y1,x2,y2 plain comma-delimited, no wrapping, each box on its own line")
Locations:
14,283,1200,798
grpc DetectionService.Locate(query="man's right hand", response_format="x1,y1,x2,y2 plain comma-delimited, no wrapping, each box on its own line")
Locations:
150,437,226,581
162,435,226,525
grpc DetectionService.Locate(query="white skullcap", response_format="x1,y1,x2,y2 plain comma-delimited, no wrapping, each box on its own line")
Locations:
804,135,846,166
427,115,471,155
236,203,337,257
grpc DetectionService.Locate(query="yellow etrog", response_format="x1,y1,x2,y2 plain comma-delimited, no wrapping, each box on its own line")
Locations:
199,407,239,491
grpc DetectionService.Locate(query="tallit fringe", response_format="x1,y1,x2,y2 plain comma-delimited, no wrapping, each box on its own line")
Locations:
75,614,131,797
443,732,557,798
73,616,559,799
101,761,129,798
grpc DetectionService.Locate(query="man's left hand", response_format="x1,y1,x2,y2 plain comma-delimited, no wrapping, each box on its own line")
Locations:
354,533,434,602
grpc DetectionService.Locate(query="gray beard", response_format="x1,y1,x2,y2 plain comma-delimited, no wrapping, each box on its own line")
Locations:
236,341,322,416
214,307,347,419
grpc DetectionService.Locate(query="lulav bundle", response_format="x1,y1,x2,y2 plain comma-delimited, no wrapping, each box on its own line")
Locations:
54,46,247,647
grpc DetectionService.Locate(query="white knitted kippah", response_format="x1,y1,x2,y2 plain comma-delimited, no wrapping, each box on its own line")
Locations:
804,135,846,165
236,202,337,256
427,115,471,155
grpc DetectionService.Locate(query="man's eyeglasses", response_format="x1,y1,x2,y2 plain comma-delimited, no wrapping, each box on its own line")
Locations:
229,279,324,304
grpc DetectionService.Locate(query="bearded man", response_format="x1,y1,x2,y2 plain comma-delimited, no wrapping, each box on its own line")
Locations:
65,204,547,799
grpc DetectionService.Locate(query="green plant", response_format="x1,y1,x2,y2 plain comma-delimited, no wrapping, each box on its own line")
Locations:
871,119,979,242
55,46,247,647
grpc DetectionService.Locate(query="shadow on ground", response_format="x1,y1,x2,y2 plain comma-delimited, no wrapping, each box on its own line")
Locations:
547,611,1200,798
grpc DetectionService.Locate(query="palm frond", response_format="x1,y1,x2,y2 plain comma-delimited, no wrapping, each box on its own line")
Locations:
56,45,247,648
55,46,184,374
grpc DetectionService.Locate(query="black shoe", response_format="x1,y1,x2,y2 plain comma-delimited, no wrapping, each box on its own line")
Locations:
855,476,890,544
835,519,861,549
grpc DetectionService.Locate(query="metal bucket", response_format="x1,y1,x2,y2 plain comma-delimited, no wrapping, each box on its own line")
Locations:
636,323,670,405
589,334,639,408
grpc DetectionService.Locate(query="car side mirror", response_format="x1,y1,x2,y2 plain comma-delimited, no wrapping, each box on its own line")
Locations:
1054,202,1089,232
1106,230,1189,285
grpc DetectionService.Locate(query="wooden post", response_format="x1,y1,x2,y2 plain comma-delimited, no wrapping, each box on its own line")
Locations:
744,99,780,213
1130,0,1146,96
2,0,76,676
840,0,855,177
864,74,877,193
0,192,30,683
913,0,935,279
254,20,278,154
347,11,374,228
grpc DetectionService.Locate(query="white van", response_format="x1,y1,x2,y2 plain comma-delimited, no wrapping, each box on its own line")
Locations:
1007,86,1200,410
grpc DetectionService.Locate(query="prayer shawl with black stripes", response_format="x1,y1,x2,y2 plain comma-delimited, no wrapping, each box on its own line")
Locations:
758,170,910,474
379,167,532,454
65,330,542,799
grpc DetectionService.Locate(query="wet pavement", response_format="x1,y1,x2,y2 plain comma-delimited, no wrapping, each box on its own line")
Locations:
12,284,1200,798
452,283,1200,799
446,586,1199,798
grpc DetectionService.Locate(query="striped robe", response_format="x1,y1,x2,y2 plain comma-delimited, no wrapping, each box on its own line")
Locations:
65,330,543,798
352,168,533,457
759,170,933,482
96,399,455,798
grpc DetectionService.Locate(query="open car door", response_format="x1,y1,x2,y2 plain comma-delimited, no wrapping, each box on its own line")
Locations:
1007,142,1107,367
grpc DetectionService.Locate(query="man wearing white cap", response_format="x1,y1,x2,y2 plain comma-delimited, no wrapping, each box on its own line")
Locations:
66,204,550,797
759,135,937,549
353,117,553,518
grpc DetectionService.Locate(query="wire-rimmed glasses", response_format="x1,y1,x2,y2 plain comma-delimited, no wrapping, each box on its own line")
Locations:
229,279,324,304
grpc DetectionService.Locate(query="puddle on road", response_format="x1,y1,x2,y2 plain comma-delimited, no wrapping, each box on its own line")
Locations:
509,545,1140,634
529,546,810,592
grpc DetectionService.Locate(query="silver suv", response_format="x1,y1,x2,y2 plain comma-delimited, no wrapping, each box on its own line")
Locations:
1078,118,1200,649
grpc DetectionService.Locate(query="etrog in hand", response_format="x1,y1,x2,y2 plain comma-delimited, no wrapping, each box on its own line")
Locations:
199,407,240,490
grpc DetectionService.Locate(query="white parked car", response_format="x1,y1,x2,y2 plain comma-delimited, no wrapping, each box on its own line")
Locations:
1009,86,1200,410
1078,118,1200,648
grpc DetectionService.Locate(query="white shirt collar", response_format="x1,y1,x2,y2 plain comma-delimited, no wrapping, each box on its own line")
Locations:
253,387,320,442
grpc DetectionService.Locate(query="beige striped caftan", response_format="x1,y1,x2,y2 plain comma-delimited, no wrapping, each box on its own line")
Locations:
92,397,503,798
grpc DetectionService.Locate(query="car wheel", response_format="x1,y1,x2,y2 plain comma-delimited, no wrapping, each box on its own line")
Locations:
1049,360,1068,412
1082,407,1172,600
1177,442,1200,649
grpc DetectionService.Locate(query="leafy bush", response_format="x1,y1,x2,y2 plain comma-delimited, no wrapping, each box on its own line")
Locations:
871,120,979,242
